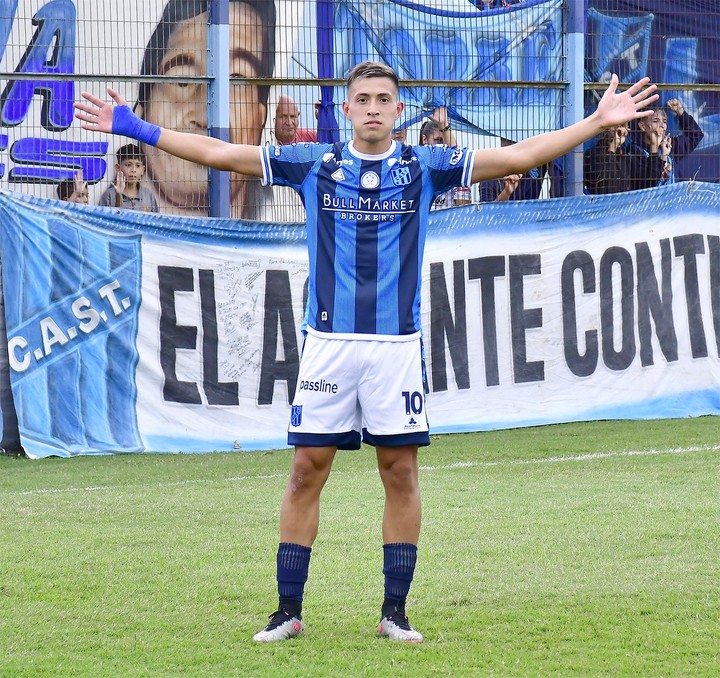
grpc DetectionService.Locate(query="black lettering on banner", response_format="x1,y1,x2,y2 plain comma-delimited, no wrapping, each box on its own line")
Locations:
468,256,505,386
158,266,201,404
561,250,598,378
258,270,300,405
429,260,469,392
599,247,635,371
708,235,720,357
635,239,678,366
673,234,707,358
509,254,544,383
199,270,239,406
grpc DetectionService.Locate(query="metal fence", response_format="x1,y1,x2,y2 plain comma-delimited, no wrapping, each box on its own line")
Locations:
585,0,719,194
1,0,718,220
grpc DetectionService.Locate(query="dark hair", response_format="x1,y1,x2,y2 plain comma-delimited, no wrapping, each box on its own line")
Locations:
418,119,441,145
346,61,399,92
136,0,276,109
116,143,146,165
56,179,75,201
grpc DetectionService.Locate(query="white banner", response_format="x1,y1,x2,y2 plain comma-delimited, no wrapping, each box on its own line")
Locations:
1,182,719,458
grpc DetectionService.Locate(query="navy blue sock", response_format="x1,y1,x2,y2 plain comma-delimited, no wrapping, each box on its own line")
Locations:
277,542,311,616
382,543,417,617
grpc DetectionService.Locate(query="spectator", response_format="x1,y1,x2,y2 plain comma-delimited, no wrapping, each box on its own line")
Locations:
271,95,319,220
98,144,159,212
584,122,632,194
480,138,557,201
274,95,318,144
628,99,703,190
391,127,407,144
479,174,523,202
471,0,518,9
56,169,89,204
418,119,471,209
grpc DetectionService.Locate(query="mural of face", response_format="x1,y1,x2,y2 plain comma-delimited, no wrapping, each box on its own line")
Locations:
138,3,267,217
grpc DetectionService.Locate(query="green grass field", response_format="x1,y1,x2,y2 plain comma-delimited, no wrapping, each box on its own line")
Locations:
2,418,719,677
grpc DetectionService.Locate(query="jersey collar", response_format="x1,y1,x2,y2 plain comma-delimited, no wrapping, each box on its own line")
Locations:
348,139,397,161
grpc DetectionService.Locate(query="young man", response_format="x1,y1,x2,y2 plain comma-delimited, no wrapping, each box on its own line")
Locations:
75,61,657,644
628,98,703,190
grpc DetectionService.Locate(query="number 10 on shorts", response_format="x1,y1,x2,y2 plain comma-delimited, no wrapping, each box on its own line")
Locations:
402,391,424,415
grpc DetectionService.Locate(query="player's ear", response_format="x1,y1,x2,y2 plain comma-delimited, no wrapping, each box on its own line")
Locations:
342,100,351,120
396,101,404,118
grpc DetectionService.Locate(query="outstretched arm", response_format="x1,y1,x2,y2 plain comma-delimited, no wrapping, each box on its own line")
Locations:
471,74,658,183
74,88,264,177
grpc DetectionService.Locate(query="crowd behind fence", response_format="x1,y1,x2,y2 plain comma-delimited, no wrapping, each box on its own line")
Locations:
0,0,718,221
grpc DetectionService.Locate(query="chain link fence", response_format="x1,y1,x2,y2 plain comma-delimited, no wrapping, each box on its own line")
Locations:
1,0,717,219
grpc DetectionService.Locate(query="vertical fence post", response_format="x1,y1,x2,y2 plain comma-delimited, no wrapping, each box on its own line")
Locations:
208,0,230,218
564,0,586,196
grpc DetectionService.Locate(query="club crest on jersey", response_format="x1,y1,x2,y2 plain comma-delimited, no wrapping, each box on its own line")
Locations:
361,172,380,189
449,149,463,165
331,168,346,181
390,166,412,186
290,405,302,427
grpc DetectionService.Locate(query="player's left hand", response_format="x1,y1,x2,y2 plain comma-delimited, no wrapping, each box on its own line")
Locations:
596,74,658,129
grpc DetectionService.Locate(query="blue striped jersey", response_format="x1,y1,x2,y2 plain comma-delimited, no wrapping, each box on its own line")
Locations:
260,140,475,337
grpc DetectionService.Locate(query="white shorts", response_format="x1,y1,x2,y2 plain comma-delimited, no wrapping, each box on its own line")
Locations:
288,331,430,449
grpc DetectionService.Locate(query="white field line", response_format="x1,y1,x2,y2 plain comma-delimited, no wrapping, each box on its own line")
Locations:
418,443,720,471
11,444,720,497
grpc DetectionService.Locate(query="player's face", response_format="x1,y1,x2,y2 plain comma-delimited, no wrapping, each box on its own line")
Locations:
343,77,403,154
140,3,267,216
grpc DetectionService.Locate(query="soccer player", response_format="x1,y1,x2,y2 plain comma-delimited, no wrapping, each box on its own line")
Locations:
75,61,657,643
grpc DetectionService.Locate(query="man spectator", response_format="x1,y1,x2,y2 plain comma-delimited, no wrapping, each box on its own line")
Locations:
274,95,318,145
